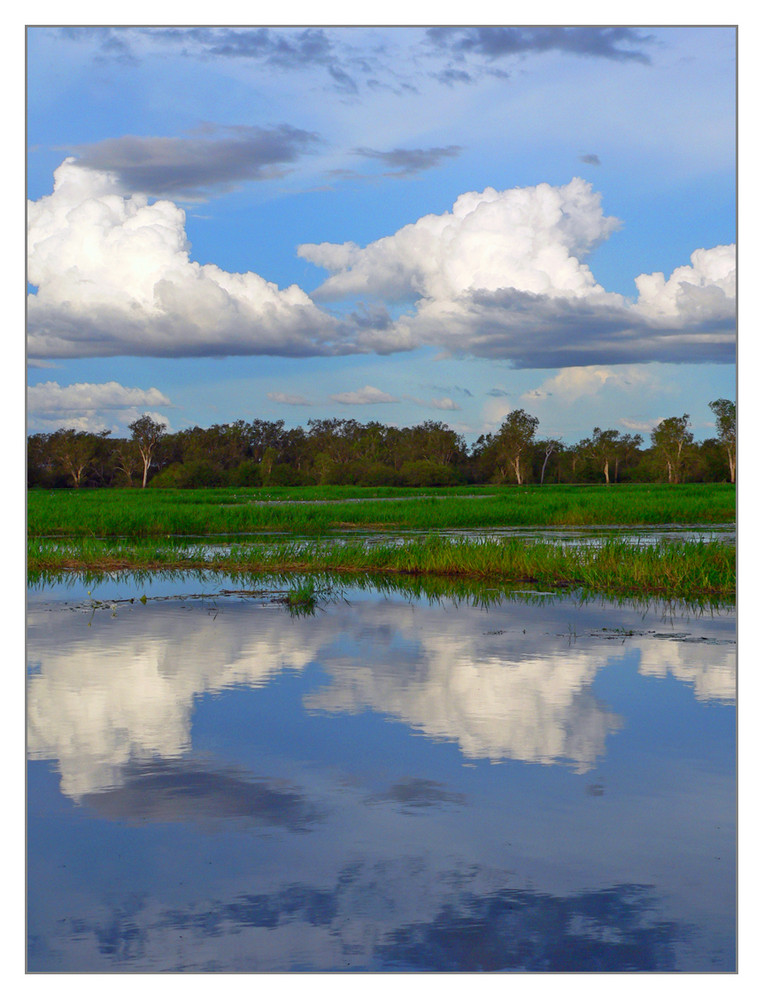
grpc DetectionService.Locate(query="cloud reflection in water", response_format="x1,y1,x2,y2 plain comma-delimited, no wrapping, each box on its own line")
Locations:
27,589,735,800
82,759,324,831
26,583,736,972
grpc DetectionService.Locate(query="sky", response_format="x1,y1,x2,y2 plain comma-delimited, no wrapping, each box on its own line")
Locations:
25,22,737,446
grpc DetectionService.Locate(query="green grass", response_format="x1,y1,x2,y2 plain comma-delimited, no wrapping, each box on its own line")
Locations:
27,483,736,538
27,484,735,602
282,578,321,616
27,535,736,602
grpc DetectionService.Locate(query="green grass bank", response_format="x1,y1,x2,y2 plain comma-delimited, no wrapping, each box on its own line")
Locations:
28,483,736,538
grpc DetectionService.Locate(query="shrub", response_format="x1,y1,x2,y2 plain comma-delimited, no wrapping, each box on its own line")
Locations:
400,460,461,487
268,463,307,486
229,461,262,487
150,460,223,488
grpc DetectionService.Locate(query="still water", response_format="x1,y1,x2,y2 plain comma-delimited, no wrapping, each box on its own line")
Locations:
167,523,737,551
27,574,736,972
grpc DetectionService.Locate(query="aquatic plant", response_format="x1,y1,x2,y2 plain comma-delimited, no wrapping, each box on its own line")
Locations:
282,578,320,616
27,534,735,603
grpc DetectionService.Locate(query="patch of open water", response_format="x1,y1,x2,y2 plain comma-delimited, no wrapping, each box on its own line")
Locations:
187,524,736,555
27,573,736,972
39,523,736,549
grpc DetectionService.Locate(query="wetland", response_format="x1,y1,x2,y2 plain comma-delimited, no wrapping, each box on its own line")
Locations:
27,485,736,972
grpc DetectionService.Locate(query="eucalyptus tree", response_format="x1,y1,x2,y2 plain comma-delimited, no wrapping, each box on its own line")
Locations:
651,414,693,484
248,419,286,463
260,446,278,483
129,414,167,488
537,439,562,486
48,428,110,488
580,428,619,485
709,398,736,483
359,422,388,465
580,428,642,484
281,426,310,470
201,421,251,471
383,425,406,470
307,418,359,464
27,433,52,487
495,409,539,485
613,433,643,482
113,440,142,486
408,420,466,467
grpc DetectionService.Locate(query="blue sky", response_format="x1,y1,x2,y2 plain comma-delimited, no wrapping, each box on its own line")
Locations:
26,23,736,445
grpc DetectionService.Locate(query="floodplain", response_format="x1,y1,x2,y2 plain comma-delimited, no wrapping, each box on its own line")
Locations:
27,483,736,972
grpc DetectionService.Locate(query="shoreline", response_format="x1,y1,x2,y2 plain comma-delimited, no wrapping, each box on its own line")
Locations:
28,535,736,603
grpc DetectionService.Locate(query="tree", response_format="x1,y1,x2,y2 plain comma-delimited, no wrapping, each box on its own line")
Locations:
280,426,310,471
114,441,142,486
129,414,167,488
27,433,53,487
612,432,643,483
537,439,561,486
359,422,387,465
48,429,110,488
580,428,619,485
260,446,278,484
248,418,285,463
579,428,643,485
651,414,693,484
495,409,539,484
313,451,334,484
307,418,358,464
408,420,465,467
709,398,736,483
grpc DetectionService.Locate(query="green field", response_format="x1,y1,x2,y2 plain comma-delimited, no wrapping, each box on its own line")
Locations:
28,483,735,538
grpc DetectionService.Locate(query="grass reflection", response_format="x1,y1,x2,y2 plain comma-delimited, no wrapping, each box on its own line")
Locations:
28,564,733,619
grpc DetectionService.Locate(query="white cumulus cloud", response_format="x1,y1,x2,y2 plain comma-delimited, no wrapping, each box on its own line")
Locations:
480,396,514,429
27,159,351,360
520,365,659,404
27,380,172,433
301,179,736,368
301,177,619,304
266,391,313,405
429,396,460,410
618,417,660,433
329,385,399,404
28,165,736,369
402,394,461,411
634,244,736,319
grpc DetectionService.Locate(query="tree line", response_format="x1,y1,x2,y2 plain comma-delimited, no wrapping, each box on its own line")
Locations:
27,400,736,490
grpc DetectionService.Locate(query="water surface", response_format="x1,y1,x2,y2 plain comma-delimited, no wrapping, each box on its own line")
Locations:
27,573,736,972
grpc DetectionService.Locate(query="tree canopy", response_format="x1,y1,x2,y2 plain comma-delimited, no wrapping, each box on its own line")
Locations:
129,414,168,488
651,414,693,484
709,398,736,483
27,401,736,490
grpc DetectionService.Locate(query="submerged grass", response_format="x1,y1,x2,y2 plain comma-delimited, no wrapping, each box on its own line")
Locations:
27,483,735,538
28,535,735,602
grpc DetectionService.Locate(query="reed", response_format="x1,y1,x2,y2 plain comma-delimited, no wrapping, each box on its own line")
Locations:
28,535,735,602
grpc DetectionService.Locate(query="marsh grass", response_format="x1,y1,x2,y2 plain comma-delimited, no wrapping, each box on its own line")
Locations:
27,483,735,538
28,535,735,602
280,578,323,616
